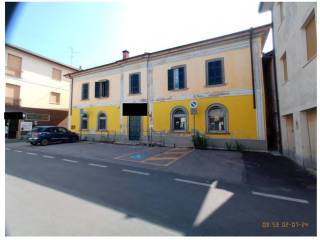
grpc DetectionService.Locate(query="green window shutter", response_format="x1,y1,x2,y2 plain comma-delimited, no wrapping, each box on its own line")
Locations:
95,82,100,98
178,67,185,89
168,69,174,90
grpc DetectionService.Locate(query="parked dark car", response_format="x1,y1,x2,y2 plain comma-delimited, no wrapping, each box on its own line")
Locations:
27,126,79,146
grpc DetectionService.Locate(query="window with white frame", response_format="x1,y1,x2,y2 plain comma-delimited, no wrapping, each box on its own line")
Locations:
81,113,88,129
97,112,107,130
171,108,187,131
207,104,228,133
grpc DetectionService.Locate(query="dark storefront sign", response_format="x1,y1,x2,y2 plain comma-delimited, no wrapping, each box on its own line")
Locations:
25,113,50,121
122,103,148,116
4,112,23,119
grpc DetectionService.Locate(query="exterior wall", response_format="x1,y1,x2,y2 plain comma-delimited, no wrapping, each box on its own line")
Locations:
271,2,317,171
5,45,77,138
5,47,73,110
71,33,268,151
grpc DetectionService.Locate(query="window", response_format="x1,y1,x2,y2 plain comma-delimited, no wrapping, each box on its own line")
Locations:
82,83,89,100
95,80,109,98
171,107,187,131
206,58,224,86
50,92,60,104
6,54,22,78
97,113,107,130
6,83,20,106
281,52,288,81
207,104,228,133
304,12,317,60
129,73,140,94
58,127,67,133
81,113,88,129
168,66,185,90
52,68,62,80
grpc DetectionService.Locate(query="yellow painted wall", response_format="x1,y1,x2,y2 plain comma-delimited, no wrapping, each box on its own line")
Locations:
153,47,253,99
71,105,121,133
153,95,257,139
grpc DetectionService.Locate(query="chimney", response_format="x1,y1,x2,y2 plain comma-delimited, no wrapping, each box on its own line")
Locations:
122,50,129,60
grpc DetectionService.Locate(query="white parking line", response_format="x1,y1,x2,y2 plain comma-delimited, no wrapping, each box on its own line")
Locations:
88,163,108,168
122,169,150,176
14,150,22,153
251,191,309,204
174,178,218,188
42,155,54,159
62,158,78,163
26,152,38,156
5,148,11,150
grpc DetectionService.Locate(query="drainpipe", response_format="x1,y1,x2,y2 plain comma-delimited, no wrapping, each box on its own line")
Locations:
146,53,151,146
270,21,283,153
249,27,256,109
69,75,74,130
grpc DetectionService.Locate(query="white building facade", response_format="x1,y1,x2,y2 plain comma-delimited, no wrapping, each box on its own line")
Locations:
5,44,78,138
260,2,317,174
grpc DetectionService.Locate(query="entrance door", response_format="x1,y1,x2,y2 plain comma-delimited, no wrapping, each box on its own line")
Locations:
129,116,141,140
286,114,295,158
306,108,317,169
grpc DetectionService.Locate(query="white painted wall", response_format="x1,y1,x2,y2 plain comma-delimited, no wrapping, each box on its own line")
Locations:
5,46,76,110
272,2,317,171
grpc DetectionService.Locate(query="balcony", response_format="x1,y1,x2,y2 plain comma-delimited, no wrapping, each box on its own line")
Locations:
6,67,21,78
6,97,21,107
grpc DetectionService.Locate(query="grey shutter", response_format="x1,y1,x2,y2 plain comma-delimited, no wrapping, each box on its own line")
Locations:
168,69,173,90
105,80,109,97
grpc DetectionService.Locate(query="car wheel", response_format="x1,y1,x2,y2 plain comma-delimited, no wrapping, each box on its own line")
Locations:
30,142,37,146
40,139,49,146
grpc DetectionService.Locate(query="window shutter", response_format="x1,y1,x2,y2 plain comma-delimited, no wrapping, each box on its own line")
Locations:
95,82,100,98
168,69,174,90
105,80,109,97
134,74,139,93
178,67,185,89
130,75,134,94
208,60,223,85
82,83,89,100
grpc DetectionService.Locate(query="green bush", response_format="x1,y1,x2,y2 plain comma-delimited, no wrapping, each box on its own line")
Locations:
192,133,208,149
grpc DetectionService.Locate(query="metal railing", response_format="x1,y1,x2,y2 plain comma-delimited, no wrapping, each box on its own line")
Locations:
5,97,21,106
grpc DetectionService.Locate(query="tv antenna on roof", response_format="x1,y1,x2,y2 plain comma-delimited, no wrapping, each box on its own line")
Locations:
69,47,79,66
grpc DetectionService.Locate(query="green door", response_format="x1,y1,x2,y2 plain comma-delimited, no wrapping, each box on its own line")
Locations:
129,116,141,140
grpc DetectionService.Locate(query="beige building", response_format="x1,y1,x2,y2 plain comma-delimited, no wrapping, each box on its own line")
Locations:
5,43,78,138
259,2,317,174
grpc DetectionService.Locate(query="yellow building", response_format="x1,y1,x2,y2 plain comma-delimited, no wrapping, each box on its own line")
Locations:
66,24,270,151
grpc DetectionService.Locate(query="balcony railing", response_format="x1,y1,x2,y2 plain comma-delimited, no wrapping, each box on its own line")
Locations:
5,97,21,107
5,67,21,78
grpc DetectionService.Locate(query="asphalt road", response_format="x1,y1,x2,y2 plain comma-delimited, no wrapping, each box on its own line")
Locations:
5,147,316,236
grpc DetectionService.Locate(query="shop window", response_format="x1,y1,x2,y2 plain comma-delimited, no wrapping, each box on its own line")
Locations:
207,104,228,133
171,107,187,131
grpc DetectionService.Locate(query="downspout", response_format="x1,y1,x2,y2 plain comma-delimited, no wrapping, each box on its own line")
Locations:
68,75,74,130
249,27,256,109
146,53,151,146
271,21,283,153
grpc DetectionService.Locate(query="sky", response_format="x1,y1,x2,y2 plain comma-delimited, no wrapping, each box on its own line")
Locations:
6,0,272,69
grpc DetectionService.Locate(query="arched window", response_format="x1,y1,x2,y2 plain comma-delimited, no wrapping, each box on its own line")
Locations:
97,112,107,130
206,104,228,133
81,113,88,130
171,107,187,131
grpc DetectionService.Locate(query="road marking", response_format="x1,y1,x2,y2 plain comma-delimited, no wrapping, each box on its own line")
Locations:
62,158,78,163
42,155,54,159
122,169,150,176
26,152,38,156
88,163,108,168
14,150,22,153
174,178,218,188
251,191,309,204
5,148,11,150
